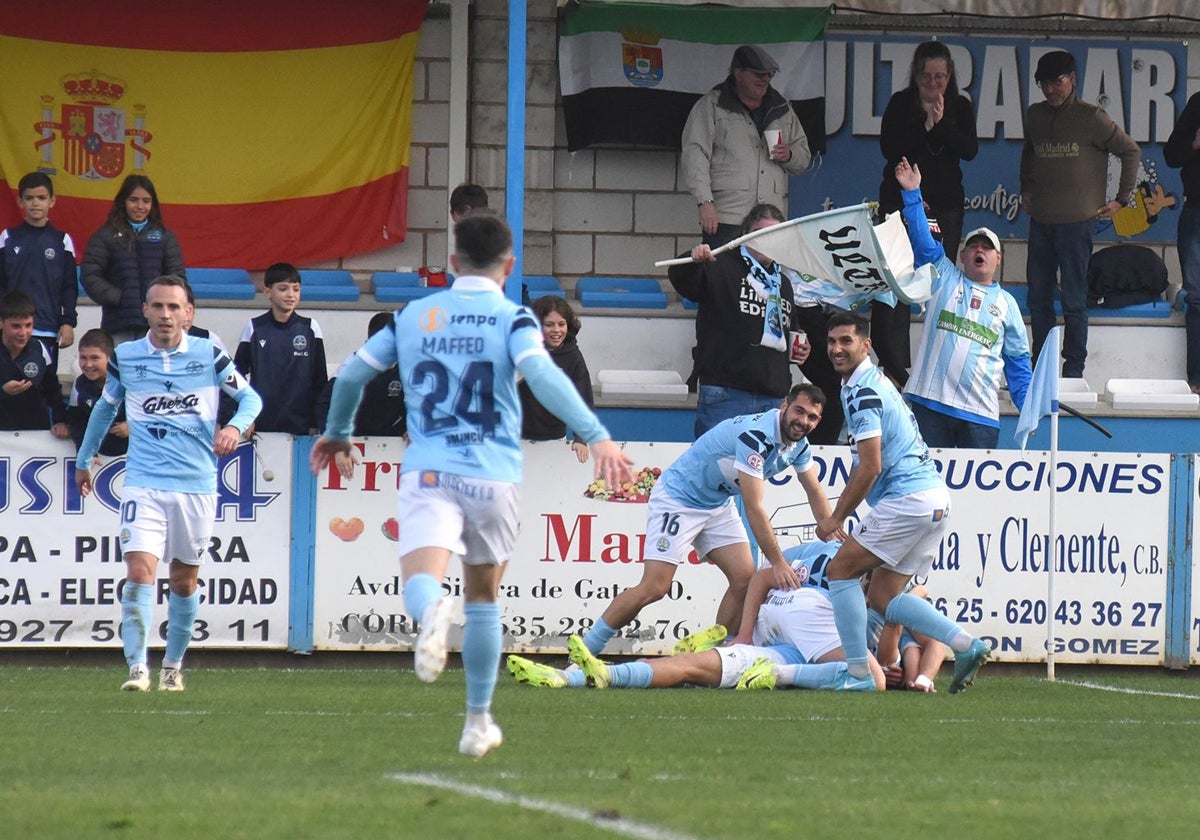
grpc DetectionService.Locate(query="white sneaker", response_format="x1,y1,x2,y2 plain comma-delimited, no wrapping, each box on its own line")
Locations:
459,718,503,758
158,667,185,692
121,664,150,692
414,598,454,683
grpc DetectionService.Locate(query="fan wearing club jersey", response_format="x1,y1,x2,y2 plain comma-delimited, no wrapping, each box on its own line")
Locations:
310,212,633,759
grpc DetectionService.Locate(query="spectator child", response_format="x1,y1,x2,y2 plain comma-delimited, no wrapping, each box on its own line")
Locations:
519,297,593,462
0,291,69,435
0,172,78,377
234,262,328,435
450,183,489,223
67,328,128,457
81,175,185,344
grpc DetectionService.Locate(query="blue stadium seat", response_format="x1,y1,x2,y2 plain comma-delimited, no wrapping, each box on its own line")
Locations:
371,271,423,288
523,275,566,299
681,296,698,310
371,272,440,303
299,269,356,286
185,267,257,301
576,277,668,309
1005,284,1171,320
301,285,360,303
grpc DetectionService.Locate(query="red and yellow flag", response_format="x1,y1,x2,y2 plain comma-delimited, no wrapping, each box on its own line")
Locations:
0,1,427,268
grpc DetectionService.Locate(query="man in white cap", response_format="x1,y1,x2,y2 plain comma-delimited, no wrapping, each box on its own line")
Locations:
682,44,811,247
894,157,1032,448
1021,48,1139,379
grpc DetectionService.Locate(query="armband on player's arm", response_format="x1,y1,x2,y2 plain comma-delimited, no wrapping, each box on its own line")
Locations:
518,352,608,444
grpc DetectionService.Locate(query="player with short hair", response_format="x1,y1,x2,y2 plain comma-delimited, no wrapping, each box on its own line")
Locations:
310,212,633,758
817,310,989,694
75,274,262,693
577,382,840,658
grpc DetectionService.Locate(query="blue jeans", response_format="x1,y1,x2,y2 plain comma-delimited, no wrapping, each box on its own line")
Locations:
1177,203,1200,386
1027,218,1093,377
909,401,999,450
694,384,779,439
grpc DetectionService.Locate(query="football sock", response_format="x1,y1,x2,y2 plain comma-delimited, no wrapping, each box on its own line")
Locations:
582,617,617,656
776,662,847,690
607,661,654,688
885,592,973,652
164,589,200,668
828,579,871,678
120,582,153,667
403,573,443,628
462,602,501,714
866,608,886,649
565,668,587,688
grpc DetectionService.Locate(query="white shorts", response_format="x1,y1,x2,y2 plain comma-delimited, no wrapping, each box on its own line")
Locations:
397,470,520,566
753,587,842,663
642,487,747,567
715,643,804,688
854,487,951,577
118,486,216,566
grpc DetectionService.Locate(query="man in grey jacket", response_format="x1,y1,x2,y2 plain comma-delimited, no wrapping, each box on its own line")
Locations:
1020,49,1140,378
682,45,811,248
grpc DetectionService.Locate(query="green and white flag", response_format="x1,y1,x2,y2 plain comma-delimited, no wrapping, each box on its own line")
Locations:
560,1,832,152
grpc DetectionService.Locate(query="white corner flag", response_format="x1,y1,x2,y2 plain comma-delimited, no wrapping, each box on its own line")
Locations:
1015,326,1062,450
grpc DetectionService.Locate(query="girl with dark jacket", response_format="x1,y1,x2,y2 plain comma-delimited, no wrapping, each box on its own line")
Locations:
81,175,186,343
519,296,594,462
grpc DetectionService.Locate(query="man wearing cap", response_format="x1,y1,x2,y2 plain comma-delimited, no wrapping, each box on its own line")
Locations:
682,44,811,248
895,157,1031,448
1021,49,1140,379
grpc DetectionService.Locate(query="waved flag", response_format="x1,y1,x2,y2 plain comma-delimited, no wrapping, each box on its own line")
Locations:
724,204,933,309
0,1,427,268
1015,326,1062,450
560,1,830,152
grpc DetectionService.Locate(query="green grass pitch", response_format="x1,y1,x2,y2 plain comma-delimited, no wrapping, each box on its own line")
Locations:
3,660,1199,839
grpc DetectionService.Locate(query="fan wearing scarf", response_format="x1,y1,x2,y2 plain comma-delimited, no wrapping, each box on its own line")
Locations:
670,203,810,439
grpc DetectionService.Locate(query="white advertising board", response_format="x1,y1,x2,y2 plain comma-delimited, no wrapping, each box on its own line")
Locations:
0,433,292,649
311,440,1171,663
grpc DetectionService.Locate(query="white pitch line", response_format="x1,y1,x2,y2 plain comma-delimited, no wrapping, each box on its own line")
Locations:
1058,679,1200,700
389,772,700,840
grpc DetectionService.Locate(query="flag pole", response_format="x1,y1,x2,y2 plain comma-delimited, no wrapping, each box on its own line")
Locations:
653,203,876,267
1046,400,1059,682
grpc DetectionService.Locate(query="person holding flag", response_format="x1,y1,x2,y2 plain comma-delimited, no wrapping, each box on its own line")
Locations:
894,157,1032,448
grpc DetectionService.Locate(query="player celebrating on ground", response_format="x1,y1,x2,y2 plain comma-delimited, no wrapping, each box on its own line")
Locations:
311,212,632,758
75,275,262,693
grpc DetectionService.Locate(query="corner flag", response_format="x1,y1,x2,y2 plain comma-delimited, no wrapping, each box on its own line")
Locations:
1015,327,1061,450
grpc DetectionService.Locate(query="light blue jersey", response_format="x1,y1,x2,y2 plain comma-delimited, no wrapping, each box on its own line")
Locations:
348,276,607,484
899,189,1032,426
76,333,261,494
781,540,841,594
657,409,813,510
841,359,943,507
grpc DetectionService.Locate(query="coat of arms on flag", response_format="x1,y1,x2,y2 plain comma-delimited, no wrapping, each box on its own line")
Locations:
33,71,152,181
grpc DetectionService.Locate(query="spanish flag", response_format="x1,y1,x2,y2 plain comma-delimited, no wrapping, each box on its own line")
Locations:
0,1,427,269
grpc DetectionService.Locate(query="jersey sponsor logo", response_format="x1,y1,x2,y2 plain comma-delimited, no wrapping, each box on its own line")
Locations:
449,314,497,326
44,248,57,260
656,537,670,552
163,379,175,391
148,425,168,440
119,528,131,544
186,361,204,376
420,470,439,487
418,307,447,332
134,364,150,380
747,453,764,472
292,335,308,352
386,380,402,397
22,362,39,378
142,393,201,416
